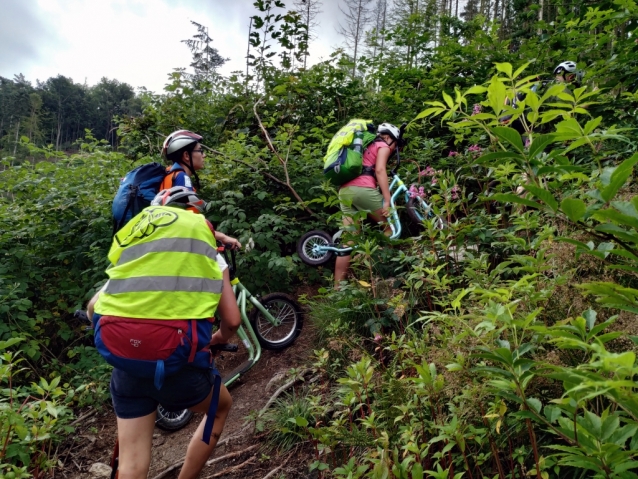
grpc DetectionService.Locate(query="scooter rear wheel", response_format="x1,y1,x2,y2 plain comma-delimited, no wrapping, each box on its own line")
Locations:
155,407,194,431
297,230,334,266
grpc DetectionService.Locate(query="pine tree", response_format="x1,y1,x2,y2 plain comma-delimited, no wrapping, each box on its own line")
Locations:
181,21,228,87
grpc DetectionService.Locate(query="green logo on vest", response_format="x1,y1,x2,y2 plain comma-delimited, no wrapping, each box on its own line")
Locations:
117,208,179,247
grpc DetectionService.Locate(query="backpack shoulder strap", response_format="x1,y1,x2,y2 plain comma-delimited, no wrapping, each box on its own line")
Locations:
160,167,185,191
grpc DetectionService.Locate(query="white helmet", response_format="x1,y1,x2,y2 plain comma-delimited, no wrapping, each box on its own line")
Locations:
553,61,577,75
151,186,206,213
162,130,203,159
377,123,401,141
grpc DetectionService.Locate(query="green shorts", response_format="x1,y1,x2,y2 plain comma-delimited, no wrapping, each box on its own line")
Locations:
339,186,383,216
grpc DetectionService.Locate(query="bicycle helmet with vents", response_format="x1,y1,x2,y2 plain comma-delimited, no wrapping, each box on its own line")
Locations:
377,123,401,141
162,130,204,189
162,130,203,158
152,186,207,213
553,61,577,75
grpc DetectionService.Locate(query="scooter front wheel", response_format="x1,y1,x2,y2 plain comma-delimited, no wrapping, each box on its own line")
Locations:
297,230,334,266
406,197,445,230
250,293,304,350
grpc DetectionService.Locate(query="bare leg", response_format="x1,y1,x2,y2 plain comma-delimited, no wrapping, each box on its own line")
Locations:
116,412,156,479
178,384,233,479
334,254,352,287
369,209,393,237
334,210,391,287
334,216,356,288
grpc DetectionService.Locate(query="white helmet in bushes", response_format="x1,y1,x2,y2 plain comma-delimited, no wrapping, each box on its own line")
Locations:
377,123,401,141
553,61,577,75
162,130,203,158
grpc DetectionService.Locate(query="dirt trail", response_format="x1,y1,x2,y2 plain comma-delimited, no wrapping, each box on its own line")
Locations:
64,323,317,479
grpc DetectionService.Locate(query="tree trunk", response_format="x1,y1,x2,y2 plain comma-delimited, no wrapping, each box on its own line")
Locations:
55,99,63,151
13,120,20,156
501,0,507,36
246,17,253,94
304,1,310,69
380,0,386,52
352,0,364,78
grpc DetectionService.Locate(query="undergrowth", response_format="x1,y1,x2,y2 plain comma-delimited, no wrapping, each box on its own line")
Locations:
261,67,638,478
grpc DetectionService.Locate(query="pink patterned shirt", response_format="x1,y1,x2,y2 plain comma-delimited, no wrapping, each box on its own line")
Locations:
340,140,390,189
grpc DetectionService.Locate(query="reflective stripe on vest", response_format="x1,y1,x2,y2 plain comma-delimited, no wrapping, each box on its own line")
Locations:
117,237,217,265
105,277,223,294
95,206,222,320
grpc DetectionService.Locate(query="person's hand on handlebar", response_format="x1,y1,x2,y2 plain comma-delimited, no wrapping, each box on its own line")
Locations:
214,232,242,250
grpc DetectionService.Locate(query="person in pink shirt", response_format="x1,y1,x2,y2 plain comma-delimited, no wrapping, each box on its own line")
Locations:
334,123,401,287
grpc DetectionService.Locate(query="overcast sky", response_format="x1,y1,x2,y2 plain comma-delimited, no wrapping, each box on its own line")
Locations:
0,0,341,93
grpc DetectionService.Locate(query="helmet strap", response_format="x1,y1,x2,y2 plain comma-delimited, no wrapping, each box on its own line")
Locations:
188,155,201,190
178,152,201,190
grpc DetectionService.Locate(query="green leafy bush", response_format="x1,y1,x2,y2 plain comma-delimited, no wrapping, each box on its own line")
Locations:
0,338,74,477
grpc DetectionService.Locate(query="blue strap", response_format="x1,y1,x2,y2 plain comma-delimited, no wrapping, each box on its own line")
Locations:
202,370,222,445
154,360,165,390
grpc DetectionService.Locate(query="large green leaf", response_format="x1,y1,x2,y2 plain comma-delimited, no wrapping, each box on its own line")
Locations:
487,77,508,116
562,137,593,155
465,85,488,95
600,153,638,202
524,185,558,212
494,62,513,77
560,198,587,222
414,107,445,120
583,116,602,135
595,223,638,244
612,201,638,219
527,134,555,159
593,208,638,230
492,126,524,153
442,91,454,108
553,117,582,141
544,405,562,423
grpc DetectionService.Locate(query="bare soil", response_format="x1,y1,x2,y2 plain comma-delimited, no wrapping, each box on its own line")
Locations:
60,316,319,479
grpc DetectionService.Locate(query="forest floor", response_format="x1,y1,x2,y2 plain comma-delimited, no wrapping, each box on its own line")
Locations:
59,302,319,479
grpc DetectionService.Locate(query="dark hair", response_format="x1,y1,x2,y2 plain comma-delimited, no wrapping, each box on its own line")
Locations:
166,142,197,165
165,141,201,189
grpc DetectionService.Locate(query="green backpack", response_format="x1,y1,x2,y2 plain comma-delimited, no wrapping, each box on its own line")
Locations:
323,119,378,186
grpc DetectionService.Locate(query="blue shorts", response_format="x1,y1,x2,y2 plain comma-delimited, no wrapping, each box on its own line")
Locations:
110,366,217,419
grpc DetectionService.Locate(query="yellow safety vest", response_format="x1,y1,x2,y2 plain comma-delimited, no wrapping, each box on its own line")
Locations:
95,206,223,320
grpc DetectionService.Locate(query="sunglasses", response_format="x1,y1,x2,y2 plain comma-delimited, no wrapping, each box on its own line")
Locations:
191,149,205,154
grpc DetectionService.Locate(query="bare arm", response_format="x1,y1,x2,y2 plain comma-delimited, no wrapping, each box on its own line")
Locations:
375,147,392,214
87,291,100,318
87,282,108,318
210,269,241,344
214,231,242,250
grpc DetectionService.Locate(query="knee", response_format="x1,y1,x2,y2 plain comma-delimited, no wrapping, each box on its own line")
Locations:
217,386,232,416
119,462,150,479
